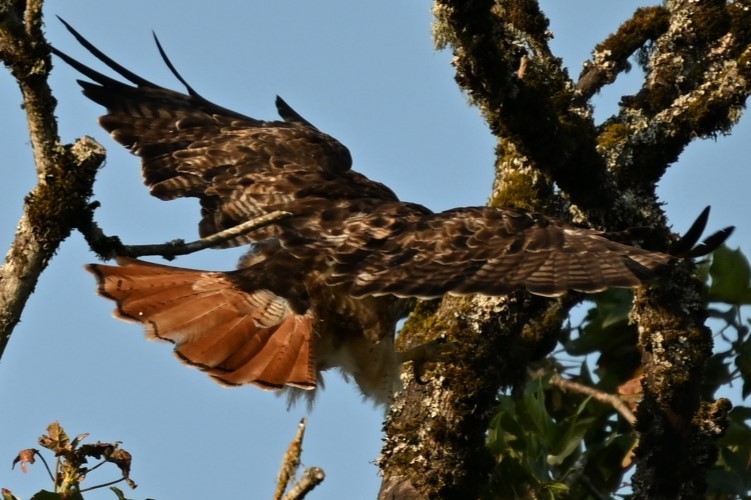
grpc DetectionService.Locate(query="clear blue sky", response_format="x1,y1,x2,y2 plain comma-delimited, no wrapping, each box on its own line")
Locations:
1,2,748,499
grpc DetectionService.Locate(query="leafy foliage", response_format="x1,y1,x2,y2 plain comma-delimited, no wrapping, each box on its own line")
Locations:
706,246,751,305
485,246,751,498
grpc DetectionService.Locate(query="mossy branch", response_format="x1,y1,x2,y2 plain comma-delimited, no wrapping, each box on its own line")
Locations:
432,0,617,212
380,2,749,498
0,0,106,359
604,1,751,191
577,7,671,101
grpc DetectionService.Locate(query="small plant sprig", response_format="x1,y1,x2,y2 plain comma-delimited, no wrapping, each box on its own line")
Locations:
9,422,137,500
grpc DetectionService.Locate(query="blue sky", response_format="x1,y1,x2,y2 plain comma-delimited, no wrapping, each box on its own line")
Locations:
1,2,748,499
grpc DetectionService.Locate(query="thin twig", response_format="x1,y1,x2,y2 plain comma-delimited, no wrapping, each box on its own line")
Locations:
79,209,291,261
79,476,125,493
34,450,56,483
548,373,637,426
84,458,108,474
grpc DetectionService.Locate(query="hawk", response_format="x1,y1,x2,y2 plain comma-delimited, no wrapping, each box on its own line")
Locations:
53,22,732,404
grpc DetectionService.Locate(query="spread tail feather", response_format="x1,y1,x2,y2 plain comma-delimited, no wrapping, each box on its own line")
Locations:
85,257,315,390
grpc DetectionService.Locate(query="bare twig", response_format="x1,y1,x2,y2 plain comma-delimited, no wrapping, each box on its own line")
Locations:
547,372,637,426
79,209,291,261
79,477,126,493
35,450,55,482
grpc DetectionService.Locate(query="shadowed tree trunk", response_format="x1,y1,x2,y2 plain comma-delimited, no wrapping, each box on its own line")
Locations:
379,1,751,498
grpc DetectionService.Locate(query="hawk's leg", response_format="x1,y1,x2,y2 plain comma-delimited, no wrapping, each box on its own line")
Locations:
397,338,455,384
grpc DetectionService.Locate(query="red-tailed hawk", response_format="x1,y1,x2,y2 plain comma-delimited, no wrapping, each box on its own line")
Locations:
53,22,733,404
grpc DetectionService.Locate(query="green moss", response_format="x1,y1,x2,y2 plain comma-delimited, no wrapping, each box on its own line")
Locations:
595,7,669,61
691,0,730,45
728,2,751,45
397,298,444,349
631,83,677,116
500,0,549,41
25,141,103,245
490,169,546,210
597,122,631,150
520,301,564,344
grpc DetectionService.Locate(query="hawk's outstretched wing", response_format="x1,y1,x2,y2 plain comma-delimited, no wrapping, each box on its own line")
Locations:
294,206,672,298
279,204,731,299
55,22,733,402
52,18,397,248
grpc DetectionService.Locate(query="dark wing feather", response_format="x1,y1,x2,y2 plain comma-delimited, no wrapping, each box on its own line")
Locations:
283,205,673,299
52,22,397,247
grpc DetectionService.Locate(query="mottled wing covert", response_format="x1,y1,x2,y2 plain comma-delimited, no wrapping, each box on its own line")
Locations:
51,20,396,247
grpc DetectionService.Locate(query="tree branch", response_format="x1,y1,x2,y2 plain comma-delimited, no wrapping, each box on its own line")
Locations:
274,418,306,500
0,1,105,359
274,418,325,500
282,468,325,500
576,7,670,102
432,0,618,213
606,1,751,192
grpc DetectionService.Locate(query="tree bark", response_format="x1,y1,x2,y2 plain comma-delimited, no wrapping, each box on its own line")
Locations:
0,0,105,358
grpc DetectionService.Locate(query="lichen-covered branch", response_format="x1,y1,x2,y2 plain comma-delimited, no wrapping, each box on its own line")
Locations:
273,418,324,500
431,0,617,213
603,0,751,192
577,7,670,102
275,418,305,500
0,0,105,358
282,467,324,500
380,1,751,498
628,266,730,497
379,292,575,498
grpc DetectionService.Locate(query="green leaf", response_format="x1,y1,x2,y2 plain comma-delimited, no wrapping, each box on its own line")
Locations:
548,416,594,466
523,379,554,440
736,341,751,398
566,289,636,356
706,469,747,495
703,351,733,398
728,405,751,423
110,487,128,500
29,491,65,500
707,246,751,305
